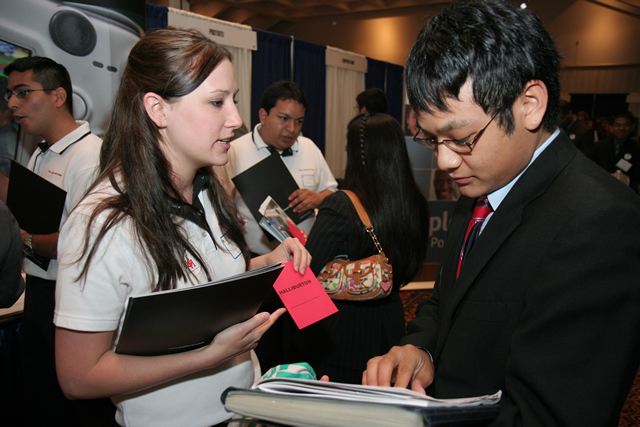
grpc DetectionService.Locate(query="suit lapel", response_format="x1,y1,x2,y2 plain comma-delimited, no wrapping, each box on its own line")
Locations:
433,133,578,359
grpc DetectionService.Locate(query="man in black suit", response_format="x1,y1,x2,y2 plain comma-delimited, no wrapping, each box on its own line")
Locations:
590,110,640,193
363,1,640,425
559,99,595,155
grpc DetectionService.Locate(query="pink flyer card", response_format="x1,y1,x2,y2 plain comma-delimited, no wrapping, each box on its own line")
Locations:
273,261,338,329
287,219,307,246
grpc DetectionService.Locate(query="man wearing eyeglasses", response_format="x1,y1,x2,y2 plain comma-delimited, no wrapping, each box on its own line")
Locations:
3,57,111,424
363,1,640,425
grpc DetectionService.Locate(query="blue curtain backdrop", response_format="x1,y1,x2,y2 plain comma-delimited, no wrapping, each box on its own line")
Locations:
141,4,404,143
365,58,386,92
145,2,167,31
385,63,405,124
365,58,403,124
293,39,327,153
251,29,292,129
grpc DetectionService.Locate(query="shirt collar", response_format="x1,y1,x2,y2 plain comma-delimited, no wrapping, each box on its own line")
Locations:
488,129,560,211
45,121,91,154
252,123,299,154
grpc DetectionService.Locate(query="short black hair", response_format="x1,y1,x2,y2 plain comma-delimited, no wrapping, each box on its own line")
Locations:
260,80,308,114
4,56,74,115
406,0,562,135
356,88,388,114
559,100,572,116
611,111,635,124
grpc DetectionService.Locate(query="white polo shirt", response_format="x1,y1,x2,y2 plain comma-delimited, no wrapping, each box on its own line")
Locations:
23,121,102,280
218,124,338,255
54,179,254,427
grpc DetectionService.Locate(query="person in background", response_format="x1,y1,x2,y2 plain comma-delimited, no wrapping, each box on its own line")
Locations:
590,110,640,193
559,100,594,155
405,105,420,137
595,115,612,141
0,200,24,308
53,28,309,427
363,1,640,425
3,56,109,425
292,113,428,384
218,81,337,372
0,77,20,179
433,168,456,200
576,110,591,126
219,81,337,256
355,87,388,114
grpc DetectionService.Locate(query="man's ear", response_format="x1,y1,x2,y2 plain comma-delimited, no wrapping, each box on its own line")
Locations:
143,92,168,128
520,80,548,131
258,108,268,124
52,88,67,108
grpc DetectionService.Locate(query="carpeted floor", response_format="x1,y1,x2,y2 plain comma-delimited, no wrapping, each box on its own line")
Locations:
400,289,640,426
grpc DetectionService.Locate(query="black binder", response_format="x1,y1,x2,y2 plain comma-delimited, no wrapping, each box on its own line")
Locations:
232,154,314,232
115,263,285,356
6,160,67,270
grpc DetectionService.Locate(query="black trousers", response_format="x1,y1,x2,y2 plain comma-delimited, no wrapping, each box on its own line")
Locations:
20,274,116,426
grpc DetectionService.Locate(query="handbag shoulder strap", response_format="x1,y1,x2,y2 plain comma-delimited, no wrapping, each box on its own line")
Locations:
341,190,371,228
341,190,385,255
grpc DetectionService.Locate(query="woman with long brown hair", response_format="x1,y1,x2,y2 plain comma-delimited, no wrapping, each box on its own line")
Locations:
53,28,309,426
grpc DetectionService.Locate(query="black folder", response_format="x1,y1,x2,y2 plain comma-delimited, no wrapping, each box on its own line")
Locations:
115,263,285,356
232,154,314,233
6,160,67,270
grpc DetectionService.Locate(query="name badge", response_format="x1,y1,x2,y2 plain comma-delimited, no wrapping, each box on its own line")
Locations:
301,174,315,188
220,234,242,259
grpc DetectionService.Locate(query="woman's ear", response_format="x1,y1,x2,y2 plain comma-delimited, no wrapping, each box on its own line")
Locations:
143,92,168,128
520,80,548,131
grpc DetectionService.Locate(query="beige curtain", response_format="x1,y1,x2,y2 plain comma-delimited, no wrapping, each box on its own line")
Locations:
324,66,365,179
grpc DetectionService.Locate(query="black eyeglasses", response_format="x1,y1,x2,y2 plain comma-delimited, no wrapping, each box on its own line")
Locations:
413,113,498,153
4,88,56,102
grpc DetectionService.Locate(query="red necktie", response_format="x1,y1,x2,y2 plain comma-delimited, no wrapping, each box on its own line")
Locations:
456,195,492,278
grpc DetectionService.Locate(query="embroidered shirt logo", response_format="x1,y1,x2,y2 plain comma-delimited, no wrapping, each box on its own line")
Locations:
185,257,199,272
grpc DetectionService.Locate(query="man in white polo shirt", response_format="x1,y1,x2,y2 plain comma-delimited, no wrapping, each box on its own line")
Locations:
219,80,338,256
219,81,337,373
4,56,110,425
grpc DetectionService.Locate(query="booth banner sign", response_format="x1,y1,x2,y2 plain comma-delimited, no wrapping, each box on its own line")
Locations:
168,8,257,50
326,47,367,72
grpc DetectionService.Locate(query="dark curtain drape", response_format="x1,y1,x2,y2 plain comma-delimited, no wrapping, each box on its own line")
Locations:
251,29,292,128
386,63,405,124
365,58,387,92
293,39,327,153
365,58,404,124
145,3,167,32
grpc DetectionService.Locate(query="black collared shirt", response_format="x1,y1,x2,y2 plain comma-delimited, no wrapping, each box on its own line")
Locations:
172,172,215,242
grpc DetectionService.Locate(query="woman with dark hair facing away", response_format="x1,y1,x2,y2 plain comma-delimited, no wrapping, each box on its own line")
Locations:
52,28,309,427
291,113,429,384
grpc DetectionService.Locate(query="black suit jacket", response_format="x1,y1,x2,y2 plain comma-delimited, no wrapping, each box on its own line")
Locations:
590,136,640,193
401,132,640,425
562,120,595,155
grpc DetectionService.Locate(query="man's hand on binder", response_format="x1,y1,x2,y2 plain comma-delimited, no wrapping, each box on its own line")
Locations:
362,344,434,394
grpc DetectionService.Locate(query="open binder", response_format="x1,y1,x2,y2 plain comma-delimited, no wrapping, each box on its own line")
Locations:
222,377,501,427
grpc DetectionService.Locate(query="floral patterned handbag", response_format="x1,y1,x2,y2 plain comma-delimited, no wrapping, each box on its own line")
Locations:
317,190,393,301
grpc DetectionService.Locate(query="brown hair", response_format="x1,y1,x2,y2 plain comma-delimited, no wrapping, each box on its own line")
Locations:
77,27,250,291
